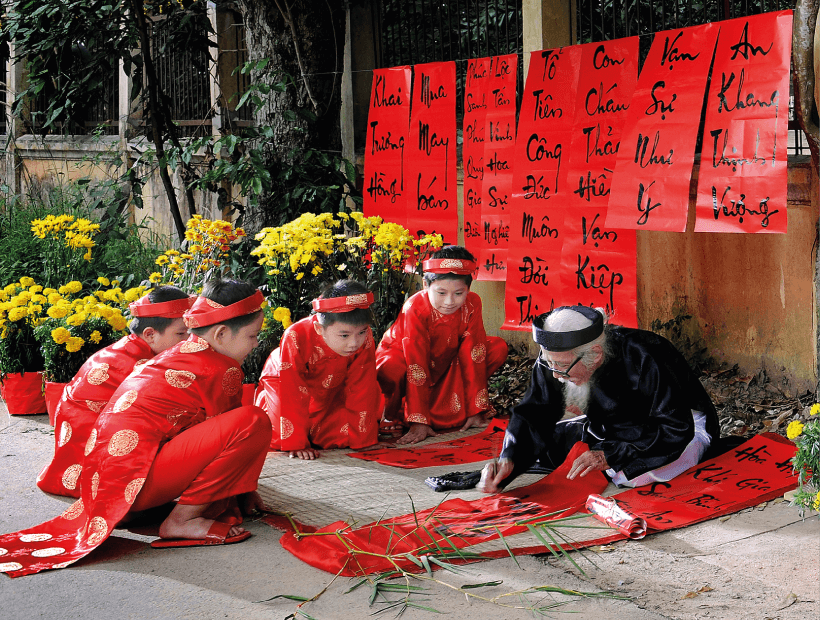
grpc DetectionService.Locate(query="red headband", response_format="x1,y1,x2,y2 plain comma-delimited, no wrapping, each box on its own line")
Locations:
183,290,265,328
129,295,195,318
422,258,477,275
311,292,374,313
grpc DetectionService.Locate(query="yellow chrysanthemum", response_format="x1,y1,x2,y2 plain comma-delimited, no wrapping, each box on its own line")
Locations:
97,276,110,286
89,330,102,344
48,305,69,319
51,327,71,344
810,403,819,416
65,281,83,294
148,272,163,284
65,336,85,353
7,307,28,321
19,276,35,287
786,420,804,440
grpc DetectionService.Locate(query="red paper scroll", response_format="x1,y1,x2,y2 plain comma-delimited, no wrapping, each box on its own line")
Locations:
503,48,580,330
476,54,518,281
364,67,412,228
694,11,793,233
607,23,719,232
463,58,492,256
407,62,458,244
560,39,639,326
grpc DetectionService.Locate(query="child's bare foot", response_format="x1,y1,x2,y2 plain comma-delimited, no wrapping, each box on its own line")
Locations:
159,503,246,540
460,413,489,431
289,448,320,460
397,423,438,445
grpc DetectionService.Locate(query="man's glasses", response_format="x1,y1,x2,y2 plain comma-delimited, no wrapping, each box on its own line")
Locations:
536,351,583,377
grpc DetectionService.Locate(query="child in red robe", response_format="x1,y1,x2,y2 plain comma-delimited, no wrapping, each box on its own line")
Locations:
376,246,508,445
256,280,380,460
37,286,193,498
0,279,272,577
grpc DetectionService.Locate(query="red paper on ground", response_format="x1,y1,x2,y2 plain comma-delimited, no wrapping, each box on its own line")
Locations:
462,58,492,257
348,420,508,468
502,47,581,330
363,66,412,229
694,11,792,233
476,54,517,281
607,23,719,232
406,62,458,244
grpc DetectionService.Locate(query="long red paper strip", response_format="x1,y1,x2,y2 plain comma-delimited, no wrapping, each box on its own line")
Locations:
348,420,508,468
502,47,581,329
607,23,719,232
476,54,518,281
462,57,492,258
279,433,796,576
559,39,639,326
363,66,412,229
694,11,793,233
406,62,459,244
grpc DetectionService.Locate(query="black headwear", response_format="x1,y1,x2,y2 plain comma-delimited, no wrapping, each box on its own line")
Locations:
532,306,604,351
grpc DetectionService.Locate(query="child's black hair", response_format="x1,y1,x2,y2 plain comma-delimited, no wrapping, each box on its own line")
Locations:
423,245,475,287
189,278,262,335
314,280,374,327
129,285,190,336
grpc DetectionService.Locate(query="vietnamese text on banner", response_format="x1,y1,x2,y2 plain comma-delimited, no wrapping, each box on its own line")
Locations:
462,57,492,257
694,10,793,234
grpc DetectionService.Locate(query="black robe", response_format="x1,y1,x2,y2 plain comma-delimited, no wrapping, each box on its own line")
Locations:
500,327,720,485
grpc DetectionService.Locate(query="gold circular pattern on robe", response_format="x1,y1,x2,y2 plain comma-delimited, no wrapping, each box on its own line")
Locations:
340,423,350,435
86,400,106,414
133,359,150,371
0,548,7,556
471,343,487,363
298,386,309,395
84,429,98,456
407,364,427,386
475,389,489,409
406,413,427,424
450,393,462,413
280,417,294,440
113,389,139,412
358,411,369,433
124,478,146,505
86,516,109,546
287,331,300,350
321,374,334,389
108,429,140,456
86,363,110,386
165,368,197,389
222,367,242,396
58,421,73,447
19,533,52,543
62,464,82,490
180,340,209,354
61,499,84,520
31,547,66,558
91,472,100,499
280,361,292,370
0,562,23,573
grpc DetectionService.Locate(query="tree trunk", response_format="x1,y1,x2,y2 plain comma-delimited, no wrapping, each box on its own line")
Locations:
235,0,346,233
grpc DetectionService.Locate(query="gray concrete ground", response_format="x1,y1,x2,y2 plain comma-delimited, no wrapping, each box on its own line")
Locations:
1,408,818,620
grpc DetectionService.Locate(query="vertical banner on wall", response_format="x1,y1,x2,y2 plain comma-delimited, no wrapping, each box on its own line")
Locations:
502,47,581,330
363,66,412,228
406,61,459,244
462,58,492,257
476,54,518,281
560,38,640,326
694,11,793,234
606,23,719,232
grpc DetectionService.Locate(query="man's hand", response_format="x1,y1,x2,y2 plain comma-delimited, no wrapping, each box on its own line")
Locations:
397,423,438,445
477,458,514,493
567,449,609,479
460,412,489,432
289,448,320,460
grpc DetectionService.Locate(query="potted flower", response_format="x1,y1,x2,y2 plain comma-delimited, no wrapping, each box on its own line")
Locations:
788,404,820,517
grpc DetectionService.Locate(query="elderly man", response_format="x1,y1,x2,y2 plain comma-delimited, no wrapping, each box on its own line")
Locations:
479,305,720,492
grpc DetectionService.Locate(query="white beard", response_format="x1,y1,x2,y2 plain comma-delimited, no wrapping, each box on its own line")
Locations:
560,377,591,417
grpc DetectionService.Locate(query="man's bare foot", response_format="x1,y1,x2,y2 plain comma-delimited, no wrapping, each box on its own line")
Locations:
397,423,438,445
159,502,245,540
289,448,320,460
460,413,489,431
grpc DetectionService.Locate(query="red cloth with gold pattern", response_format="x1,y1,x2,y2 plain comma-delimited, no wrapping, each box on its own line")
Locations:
0,335,265,578
37,334,155,498
255,315,380,452
376,290,508,429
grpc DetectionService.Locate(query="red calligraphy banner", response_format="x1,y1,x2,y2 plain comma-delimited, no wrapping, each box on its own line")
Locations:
694,11,792,233
462,58,492,257
364,67,412,229
560,39,639,327
406,62,458,244
476,54,518,281
606,23,719,232
502,47,581,330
